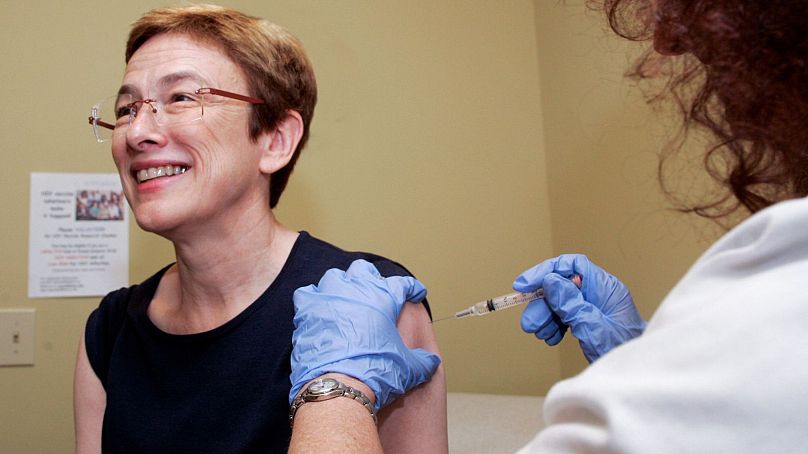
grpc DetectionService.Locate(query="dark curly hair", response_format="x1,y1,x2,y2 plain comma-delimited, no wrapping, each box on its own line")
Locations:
595,0,808,222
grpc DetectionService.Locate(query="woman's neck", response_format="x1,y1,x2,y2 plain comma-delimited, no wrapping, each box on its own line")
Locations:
150,208,298,334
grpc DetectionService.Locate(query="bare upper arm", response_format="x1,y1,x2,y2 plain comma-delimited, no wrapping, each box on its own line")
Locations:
378,300,448,454
74,331,106,454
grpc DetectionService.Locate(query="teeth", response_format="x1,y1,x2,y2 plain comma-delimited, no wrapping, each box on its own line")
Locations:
137,165,188,183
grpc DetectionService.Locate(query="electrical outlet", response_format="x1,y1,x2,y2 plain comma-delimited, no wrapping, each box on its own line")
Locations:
0,309,35,366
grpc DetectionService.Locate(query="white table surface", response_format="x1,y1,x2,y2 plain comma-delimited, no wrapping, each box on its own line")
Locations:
447,392,545,453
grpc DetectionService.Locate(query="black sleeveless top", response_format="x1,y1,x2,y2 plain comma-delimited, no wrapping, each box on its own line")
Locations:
85,232,428,453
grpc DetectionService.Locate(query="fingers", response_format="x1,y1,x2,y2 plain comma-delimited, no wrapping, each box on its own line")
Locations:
342,260,426,304
513,259,558,292
513,254,591,293
345,258,382,278
544,320,567,346
294,260,428,326
521,299,567,345
291,284,320,316
554,254,592,280
383,275,428,304
409,348,442,383
541,273,588,325
364,347,443,412
520,298,554,333
516,256,591,348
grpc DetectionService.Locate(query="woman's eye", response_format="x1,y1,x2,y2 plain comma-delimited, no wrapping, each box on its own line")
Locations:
115,104,136,119
169,92,198,103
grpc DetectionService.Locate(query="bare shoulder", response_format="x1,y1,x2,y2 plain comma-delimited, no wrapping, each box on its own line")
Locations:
378,301,448,454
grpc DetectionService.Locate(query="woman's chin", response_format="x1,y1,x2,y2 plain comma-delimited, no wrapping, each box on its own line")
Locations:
132,212,182,238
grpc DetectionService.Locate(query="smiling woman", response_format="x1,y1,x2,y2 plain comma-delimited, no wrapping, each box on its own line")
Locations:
76,5,446,454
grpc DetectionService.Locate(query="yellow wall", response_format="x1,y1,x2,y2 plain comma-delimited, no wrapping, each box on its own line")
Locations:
0,1,718,451
532,1,720,376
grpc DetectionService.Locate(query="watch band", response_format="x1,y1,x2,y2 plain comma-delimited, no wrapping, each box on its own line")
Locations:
289,378,377,427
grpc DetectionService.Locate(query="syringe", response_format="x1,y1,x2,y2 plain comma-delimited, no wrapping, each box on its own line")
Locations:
452,289,545,319
433,274,582,323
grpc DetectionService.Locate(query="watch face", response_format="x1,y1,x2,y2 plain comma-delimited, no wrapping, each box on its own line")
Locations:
309,378,339,394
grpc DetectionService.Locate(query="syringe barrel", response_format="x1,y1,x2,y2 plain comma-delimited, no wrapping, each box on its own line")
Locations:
471,301,490,316
489,289,544,311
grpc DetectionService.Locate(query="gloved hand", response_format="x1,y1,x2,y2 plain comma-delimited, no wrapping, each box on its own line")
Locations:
290,259,441,412
513,254,646,362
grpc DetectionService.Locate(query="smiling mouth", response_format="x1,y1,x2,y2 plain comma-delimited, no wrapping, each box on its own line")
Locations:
136,165,189,183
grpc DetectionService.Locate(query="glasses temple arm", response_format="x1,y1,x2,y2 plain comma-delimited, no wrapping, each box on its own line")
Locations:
199,88,265,105
88,116,115,130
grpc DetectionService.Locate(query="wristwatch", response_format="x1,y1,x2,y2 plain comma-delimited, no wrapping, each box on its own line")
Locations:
289,377,377,427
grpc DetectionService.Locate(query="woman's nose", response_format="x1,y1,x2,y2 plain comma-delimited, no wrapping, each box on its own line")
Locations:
125,101,166,150
132,100,160,124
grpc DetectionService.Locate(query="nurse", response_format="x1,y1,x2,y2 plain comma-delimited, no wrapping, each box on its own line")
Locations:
289,0,808,452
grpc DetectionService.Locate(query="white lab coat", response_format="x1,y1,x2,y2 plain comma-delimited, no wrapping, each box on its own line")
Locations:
519,196,808,453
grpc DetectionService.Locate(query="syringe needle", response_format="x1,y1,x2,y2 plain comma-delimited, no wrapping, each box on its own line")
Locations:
430,315,455,324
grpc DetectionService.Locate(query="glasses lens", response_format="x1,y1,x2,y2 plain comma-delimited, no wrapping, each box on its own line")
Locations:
157,89,204,126
89,86,205,141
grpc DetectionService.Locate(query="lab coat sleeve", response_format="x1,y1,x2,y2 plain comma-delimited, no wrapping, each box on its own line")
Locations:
518,196,808,454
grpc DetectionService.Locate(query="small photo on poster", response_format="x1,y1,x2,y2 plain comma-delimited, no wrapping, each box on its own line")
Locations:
75,190,126,221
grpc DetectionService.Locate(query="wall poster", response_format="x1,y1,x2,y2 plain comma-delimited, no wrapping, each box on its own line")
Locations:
28,172,128,298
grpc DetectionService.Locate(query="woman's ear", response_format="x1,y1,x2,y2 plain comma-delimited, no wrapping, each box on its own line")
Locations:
258,110,304,175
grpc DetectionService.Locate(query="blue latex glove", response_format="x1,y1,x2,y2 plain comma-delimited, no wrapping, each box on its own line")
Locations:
290,259,441,412
514,254,646,362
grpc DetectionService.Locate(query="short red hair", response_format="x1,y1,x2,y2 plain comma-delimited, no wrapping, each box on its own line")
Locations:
127,4,318,208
